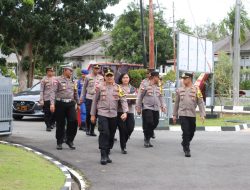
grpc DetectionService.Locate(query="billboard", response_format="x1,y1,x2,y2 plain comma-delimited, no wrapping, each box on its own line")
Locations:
177,32,214,73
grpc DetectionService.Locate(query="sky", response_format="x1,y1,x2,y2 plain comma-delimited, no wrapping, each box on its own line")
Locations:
105,0,250,28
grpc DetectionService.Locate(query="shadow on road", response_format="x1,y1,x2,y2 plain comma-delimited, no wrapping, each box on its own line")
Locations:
14,117,44,122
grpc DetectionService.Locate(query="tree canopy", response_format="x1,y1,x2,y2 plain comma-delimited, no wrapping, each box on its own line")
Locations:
0,0,118,89
108,3,173,67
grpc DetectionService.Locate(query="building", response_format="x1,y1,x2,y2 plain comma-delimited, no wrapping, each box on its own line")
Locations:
63,33,112,69
214,34,250,80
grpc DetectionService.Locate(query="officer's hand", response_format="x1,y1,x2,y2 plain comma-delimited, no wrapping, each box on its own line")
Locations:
136,108,141,115
121,113,127,121
161,107,167,113
91,115,96,124
201,116,205,124
39,100,44,107
50,105,55,113
173,116,177,125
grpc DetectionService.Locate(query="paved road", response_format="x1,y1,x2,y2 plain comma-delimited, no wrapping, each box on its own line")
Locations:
2,117,250,190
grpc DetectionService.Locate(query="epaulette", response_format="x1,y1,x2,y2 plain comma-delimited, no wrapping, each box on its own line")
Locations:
195,86,203,99
117,84,125,97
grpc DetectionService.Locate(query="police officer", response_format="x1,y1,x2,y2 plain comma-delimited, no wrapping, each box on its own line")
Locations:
173,72,206,157
50,66,79,150
90,68,128,165
80,64,104,136
117,73,136,154
40,66,55,132
77,69,89,131
136,71,166,148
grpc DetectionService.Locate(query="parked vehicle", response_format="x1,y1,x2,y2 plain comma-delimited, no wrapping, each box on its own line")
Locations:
12,82,43,120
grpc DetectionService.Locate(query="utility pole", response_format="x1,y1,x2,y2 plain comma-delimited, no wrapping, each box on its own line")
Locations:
140,0,147,68
233,0,241,106
172,1,176,72
149,0,155,70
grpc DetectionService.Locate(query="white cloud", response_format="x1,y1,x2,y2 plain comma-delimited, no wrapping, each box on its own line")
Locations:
106,0,250,28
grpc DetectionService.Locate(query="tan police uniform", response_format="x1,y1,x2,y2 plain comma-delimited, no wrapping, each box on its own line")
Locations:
90,68,128,165
50,69,79,148
136,71,166,147
173,72,206,156
40,67,55,131
80,65,104,136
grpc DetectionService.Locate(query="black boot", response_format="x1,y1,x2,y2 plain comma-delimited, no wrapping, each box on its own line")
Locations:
121,148,127,154
46,127,51,132
183,145,191,157
144,139,150,148
106,150,112,163
56,144,62,150
148,139,153,147
152,131,156,139
66,141,76,150
100,150,107,165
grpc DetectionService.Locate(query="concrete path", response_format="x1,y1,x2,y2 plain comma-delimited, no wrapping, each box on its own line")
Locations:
3,117,250,190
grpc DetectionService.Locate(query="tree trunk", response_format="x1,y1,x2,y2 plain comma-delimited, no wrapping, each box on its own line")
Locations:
17,43,31,91
27,43,34,88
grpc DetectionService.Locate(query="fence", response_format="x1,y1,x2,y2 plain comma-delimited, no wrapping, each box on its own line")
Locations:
0,75,13,135
134,83,174,129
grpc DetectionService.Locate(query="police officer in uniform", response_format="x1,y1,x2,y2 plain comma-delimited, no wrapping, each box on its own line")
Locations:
50,66,79,150
90,68,128,165
40,66,55,132
173,72,206,157
77,69,89,131
136,71,166,148
80,64,104,136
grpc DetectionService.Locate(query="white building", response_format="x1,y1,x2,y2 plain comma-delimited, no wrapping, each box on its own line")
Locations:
63,33,112,69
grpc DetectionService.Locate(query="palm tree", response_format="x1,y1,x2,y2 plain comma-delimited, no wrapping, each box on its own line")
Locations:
219,3,250,44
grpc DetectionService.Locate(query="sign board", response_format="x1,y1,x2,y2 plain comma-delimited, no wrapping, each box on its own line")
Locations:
177,32,214,73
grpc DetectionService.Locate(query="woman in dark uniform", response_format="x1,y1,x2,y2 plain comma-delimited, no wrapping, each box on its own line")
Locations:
117,73,136,154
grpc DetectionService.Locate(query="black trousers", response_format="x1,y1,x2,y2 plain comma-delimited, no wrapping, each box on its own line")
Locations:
55,101,77,144
117,112,135,149
179,116,196,147
43,100,55,128
142,109,159,140
85,98,96,133
98,115,117,150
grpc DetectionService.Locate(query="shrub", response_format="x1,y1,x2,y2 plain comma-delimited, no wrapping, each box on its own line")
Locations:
240,80,250,90
128,69,147,88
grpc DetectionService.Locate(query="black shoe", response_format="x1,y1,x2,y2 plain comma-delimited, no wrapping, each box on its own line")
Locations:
86,131,90,136
89,132,97,137
114,138,117,141
185,150,191,157
79,127,83,130
100,150,107,165
46,127,51,132
56,144,62,150
51,124,55,129
144,139,150,148
121,149,127,154
106,150,112,163
148,140,153,148
66,141,76,150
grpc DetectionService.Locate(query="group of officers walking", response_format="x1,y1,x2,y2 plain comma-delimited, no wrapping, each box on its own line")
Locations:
40,64,206,165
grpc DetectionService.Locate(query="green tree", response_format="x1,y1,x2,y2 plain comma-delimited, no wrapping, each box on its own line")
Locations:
220,4,250,43
0,0,118,90
214,51,232,97
108,3,173,66
176,19,193,35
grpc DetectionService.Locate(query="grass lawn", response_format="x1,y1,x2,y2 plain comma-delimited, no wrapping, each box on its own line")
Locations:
0,144,65,190
196,113,250,126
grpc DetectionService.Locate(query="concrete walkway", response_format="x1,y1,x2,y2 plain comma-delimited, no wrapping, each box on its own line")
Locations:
3,118,250,190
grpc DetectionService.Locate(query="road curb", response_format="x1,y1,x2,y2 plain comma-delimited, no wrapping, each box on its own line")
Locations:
134,124,250,132
0,141,87,190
